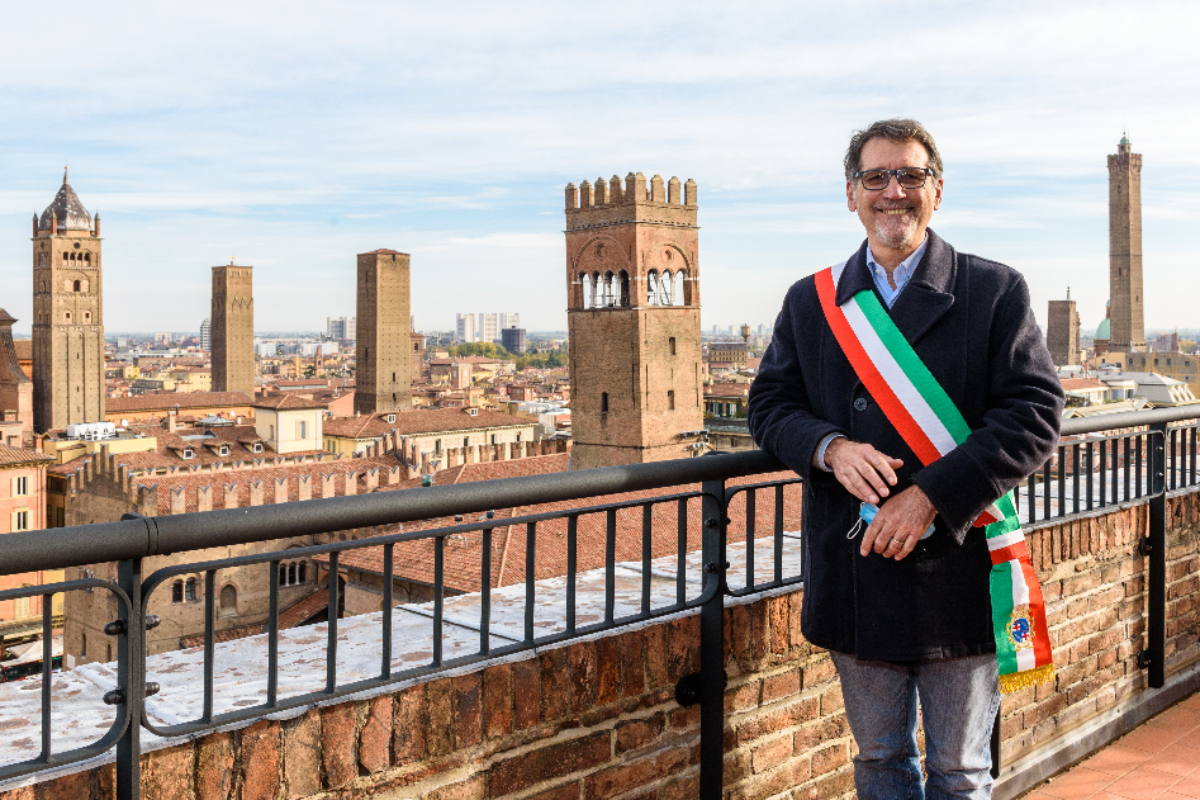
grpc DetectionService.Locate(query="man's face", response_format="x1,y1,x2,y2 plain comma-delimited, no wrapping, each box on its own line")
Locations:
846,137,943,253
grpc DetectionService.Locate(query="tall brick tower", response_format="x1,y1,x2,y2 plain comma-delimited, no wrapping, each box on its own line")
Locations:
1107,135,1145,353
1047,289,1081,366
565,172,703,469
211,263,255,397
354,249,411,414
31,169,106,432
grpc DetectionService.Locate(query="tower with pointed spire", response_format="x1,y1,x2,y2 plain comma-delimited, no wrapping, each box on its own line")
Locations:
31,169,106,432
1107,134,1145,353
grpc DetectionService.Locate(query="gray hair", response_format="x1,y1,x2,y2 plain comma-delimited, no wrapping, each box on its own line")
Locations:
844,119,944,182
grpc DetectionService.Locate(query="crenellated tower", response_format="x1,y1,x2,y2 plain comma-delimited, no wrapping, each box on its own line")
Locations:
565,172,703,469
31,169,106,432
1107,135,1145,353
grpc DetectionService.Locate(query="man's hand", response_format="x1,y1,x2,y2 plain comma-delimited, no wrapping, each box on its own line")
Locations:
824,438,903,505
860,485,937,560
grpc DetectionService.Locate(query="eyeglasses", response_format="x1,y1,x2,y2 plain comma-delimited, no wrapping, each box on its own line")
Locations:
854,167,934,191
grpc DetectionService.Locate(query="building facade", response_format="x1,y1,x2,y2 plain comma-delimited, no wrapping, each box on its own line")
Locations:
500,312,520,330
354,250,412,414
565,172,704,469
200,317,212,351
455,313,476,343
0,310,33,435
327,316,356,341
211,263,255,397
1107,136,1145,353
501,327,528,354
1047,294,1081,366
31,170,106,432
478,313,499,343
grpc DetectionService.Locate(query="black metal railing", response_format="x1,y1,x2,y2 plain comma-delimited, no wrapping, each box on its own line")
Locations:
0,406,1197,800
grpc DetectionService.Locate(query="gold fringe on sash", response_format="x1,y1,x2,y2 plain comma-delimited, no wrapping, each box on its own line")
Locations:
999,664,1055,695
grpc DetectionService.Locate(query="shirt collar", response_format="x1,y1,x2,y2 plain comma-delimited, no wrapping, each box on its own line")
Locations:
865,233,930,286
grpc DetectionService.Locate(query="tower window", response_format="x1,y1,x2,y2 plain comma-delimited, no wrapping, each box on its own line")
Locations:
64,312,71,322
669,337,677,355
601,392,609,414
668,390,675,410
73,280,81,292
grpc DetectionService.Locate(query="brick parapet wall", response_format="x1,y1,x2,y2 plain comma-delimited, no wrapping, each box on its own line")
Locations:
4,494,1198,800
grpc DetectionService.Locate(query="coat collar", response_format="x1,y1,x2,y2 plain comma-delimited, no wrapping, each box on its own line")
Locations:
835,228,957,344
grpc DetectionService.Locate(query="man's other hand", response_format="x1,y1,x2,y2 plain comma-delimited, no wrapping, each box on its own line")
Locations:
824,438,902,505
860,486,937,560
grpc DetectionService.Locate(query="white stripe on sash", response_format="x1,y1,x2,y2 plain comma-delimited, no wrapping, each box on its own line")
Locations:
987,531,1025,552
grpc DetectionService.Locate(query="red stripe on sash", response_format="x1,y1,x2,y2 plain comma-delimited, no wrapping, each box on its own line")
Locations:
989,541,1029,566
1022,559,1053,667
815,269,941,465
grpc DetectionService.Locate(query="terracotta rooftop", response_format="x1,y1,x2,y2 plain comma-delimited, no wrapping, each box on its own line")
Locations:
359,249,409,256
105,392,253,413
1061,378,1109,391
0,444,54,468
253,395,330,410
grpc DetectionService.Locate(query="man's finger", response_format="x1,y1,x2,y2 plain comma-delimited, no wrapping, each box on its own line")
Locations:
894,532,919,561
868,453,900,487
837,466,878,504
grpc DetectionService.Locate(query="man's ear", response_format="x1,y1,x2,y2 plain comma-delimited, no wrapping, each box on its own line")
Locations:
932,177,944,211
846,181,857,212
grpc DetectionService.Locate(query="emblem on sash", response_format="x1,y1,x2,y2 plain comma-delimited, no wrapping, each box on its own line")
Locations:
1008,604,1035,651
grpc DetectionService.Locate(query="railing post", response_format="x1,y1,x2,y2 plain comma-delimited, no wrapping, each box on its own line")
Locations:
699,474,729,800
115,557,144,800
1142,423,1167,688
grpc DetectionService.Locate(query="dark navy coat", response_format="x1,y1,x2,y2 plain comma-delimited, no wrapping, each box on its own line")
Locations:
748,230,1063,661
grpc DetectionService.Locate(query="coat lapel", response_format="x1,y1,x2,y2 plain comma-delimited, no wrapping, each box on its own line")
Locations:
886,229,956,345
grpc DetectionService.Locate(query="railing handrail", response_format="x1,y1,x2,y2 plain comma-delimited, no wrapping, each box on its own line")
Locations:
1059,405,1200,436
0,449,784,577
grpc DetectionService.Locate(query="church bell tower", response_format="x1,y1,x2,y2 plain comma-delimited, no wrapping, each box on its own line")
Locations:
31,169,106,432
1107,135,1145,353
564,172,703,469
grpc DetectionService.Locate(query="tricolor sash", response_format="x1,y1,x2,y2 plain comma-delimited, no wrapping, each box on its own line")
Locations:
816,261,1053,693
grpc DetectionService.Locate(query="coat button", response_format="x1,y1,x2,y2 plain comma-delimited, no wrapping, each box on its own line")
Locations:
854,398,868,412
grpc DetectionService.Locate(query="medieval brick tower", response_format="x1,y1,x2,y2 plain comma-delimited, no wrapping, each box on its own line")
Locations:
1107,135,1145,353
211,263,255,398
354,249,411,415
1047,289,1081,367
565,172,703,470
31,169,106,432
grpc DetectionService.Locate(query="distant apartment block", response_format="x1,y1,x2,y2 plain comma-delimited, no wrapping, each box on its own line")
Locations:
478,313,499,343
327,316,356,340
500,312,520,330
200,317,212,351
456,313,476,343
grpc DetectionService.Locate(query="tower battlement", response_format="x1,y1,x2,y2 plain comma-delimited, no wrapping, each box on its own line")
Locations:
565,173,697,231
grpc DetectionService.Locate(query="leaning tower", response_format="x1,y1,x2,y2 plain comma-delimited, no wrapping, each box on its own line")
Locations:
564,172,703,469
31,169,106,432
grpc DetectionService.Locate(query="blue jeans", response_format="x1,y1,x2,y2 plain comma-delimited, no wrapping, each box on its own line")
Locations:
829,651,1000,800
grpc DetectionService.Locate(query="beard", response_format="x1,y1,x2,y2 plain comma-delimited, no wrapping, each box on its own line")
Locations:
872,205,919,250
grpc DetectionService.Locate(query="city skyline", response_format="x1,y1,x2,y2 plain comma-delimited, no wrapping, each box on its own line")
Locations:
2,2,1198,336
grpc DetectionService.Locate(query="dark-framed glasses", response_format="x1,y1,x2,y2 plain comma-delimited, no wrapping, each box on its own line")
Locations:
854,167,934,191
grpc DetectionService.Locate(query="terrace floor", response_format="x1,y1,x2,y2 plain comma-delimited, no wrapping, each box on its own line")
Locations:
1019,691,1200,800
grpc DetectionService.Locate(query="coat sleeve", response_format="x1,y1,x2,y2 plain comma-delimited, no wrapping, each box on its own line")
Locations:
911,271,1064,540
748,282,845,483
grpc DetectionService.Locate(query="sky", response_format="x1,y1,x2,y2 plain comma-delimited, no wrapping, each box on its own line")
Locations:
2,1,1198,336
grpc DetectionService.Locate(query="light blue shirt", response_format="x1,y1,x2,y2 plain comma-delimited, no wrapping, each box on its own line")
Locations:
815,234,929,470
865,234,929,309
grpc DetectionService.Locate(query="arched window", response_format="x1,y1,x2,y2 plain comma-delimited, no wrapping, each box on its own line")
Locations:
279,562,287,586
299,561,307,583
219,585,238,617
579,273,591,309
647,271,660,305
603,271,615,306
73,280,81,292
590,272,602,308
661,270,673,305
288,562,298,585
618,270,630,306
84,253,90,263
172,580,184,603
185,578,196,601
674,270,685,306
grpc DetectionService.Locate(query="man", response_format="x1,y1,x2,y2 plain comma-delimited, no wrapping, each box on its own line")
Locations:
748,119,1063,799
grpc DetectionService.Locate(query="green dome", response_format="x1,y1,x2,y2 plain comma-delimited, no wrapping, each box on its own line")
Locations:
1096,318,1111,341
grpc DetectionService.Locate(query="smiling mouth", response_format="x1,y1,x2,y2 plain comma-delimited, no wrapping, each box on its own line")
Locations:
877,208,911,216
